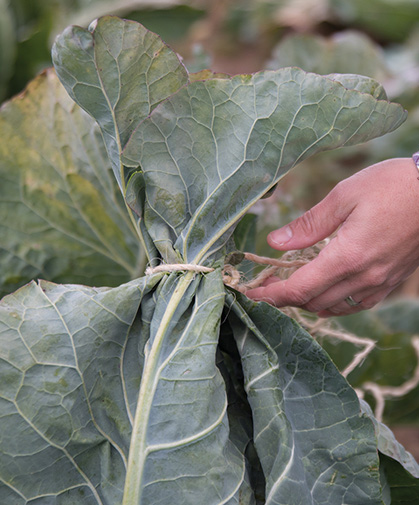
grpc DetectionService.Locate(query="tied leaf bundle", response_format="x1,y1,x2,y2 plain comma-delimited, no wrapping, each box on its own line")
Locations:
0,16,418,505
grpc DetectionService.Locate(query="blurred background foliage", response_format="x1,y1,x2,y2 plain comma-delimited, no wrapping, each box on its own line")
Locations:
1,0,419,441
3,0,417,211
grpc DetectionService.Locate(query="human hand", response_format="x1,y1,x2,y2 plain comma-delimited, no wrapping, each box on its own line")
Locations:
246,158,419,316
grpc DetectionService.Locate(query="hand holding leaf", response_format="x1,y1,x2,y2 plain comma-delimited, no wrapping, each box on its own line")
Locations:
0,16,417,505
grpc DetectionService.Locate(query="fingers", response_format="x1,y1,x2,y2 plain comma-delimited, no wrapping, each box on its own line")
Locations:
246,273,395,317
268,183,354,251
246,251,399,316
245,233,401,315
300,268,391,313
317,286,395,317
248,159,419,317
246,238,355,307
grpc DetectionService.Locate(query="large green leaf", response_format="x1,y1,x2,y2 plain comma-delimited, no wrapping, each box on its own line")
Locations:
0,271,255,504
0,278,154,504
5,277,418,505
52,15,189,193
52,17,407,268
0,69,142,298
122,68,406,265
226,292,386,505
361,401,419,504
2,15,415,505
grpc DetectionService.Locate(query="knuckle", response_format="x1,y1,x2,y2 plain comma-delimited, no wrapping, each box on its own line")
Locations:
364,267,388,288
295,210,318,237
285,283,311,307
387,272,402,289
326,245,365,278
304,301,322,313
341,258,362,277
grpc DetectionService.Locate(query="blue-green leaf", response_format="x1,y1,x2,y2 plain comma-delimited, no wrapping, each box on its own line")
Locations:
52,15,189,192
3,15,412,505
0,271,255,504
0,69,142,298
122,68,406,265
226,292,385,505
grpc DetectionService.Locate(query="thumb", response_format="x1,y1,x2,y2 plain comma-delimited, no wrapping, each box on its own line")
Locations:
268,186,353,250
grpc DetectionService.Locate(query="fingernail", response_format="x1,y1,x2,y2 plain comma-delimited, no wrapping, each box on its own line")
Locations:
269,226,293,246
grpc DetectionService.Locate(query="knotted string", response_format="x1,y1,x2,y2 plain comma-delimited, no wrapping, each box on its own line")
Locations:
144,247,319,291
145,264,214,275
144,242,419,421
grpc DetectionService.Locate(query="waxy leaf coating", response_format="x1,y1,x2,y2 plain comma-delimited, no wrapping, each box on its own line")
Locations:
122,68,406,265
52,16,189,192
0,15,417,505
0,69,142,298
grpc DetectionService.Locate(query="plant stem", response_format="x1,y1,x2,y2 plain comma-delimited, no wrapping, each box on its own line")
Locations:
122,270,195,505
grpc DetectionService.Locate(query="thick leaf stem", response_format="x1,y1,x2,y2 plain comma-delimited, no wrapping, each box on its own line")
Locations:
122,270,195,505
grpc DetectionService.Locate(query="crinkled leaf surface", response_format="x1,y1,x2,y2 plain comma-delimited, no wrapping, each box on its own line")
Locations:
0,277,155,504
122,67,406,265
2,15,415,505
225,292,385,505
361,401,419,504
121,269,254,505
4,274,414,505
0,271,255,504
52,15,189,192
52,17,406,268
0,69,142,298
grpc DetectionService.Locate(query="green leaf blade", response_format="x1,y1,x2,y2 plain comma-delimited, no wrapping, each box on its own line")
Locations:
52,16,189,191
0,69,141,297
6,16,414,505
226,293,385,505
122,68,406,266
0,273,255,504
0,279,153,504
361,400,419,504
124,270,254,504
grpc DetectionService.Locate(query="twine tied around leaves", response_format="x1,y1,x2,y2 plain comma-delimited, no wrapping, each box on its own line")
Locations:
145,242,419,421
145,244,324,291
